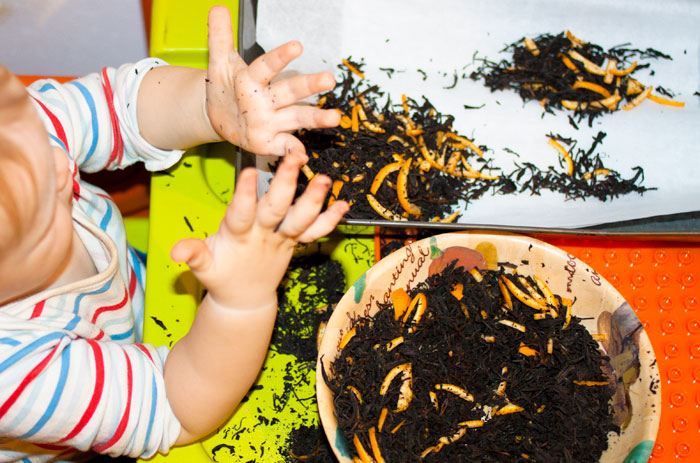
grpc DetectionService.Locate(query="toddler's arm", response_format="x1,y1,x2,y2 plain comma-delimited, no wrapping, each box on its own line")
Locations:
136,5,340,155
166,153,348,443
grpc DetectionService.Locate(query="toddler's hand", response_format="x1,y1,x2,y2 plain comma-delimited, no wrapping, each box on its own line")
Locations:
205,6,340,157
170,153,348,311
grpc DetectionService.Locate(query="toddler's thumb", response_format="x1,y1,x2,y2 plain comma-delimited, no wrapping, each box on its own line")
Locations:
171,238,211,273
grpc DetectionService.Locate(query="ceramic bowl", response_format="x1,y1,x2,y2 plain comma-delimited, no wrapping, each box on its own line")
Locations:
316,232,660,463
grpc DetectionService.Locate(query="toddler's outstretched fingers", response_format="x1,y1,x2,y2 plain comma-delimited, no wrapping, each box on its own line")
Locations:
257,152,305,229
295,201,350,244
276,173,334,237
207,6,244,73
171,238,212,274
247,41,303,86
221,167,258,235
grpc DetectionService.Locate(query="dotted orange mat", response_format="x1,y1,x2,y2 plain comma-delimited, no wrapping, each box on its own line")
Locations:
540,235,700,462
376,231,699,462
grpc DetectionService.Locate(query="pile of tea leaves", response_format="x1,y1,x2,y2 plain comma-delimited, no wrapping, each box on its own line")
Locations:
509,131,654,201
280,58,653,222
291,58,509,223
323,262,619,462
470,31,682,127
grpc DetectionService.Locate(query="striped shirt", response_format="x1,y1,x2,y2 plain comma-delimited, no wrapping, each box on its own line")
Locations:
0,59,185,462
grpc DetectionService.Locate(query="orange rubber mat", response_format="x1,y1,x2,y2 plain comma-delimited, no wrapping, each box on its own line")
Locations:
376,231,699,462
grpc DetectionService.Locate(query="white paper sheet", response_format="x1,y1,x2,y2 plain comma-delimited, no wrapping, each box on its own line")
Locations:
256,0,700,228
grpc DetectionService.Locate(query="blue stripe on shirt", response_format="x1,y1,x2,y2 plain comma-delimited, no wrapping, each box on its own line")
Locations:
19,346,71,438
72,280,111,315
99,200,113,232
66,81,99,163
0,332,64,371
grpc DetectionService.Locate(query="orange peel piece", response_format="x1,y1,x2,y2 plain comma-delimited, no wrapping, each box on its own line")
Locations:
391,287,411,321
648,93,685,108
368,427,385,463
352,434,372,463
623,85,653,111
548,138,574,176
370,161,403,195
572,80,612,98
342,59,365,79
583,168,611,181
366,193,406,221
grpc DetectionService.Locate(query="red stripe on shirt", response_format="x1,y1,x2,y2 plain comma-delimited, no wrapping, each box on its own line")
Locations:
30,300,46,319
93,353,133,453
0,344,60,419
100,68,124,167
135,344,154,364
128,267,137,299
58,339,104,443
29,96,69,153
90,288,128,324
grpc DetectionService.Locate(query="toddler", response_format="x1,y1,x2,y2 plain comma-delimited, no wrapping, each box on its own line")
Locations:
0,5,348,462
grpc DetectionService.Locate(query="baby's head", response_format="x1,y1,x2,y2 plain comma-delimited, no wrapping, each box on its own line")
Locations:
0,64,76,304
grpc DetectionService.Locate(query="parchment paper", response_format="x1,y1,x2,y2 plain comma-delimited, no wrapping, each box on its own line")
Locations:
256,0,700,228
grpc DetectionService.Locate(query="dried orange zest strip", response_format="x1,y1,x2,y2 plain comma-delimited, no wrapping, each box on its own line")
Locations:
572,81,612,98
342,59,365,79
401,93,409,114
379,363,413,395
391,287,411,320
327,179,344,206
561,297,573,329
518,276,548,307
301,164,315,180
560,53,579,72
457,420,484,428
338,326,356,350
397,160,422,216
591,333,607,342
368,427,385,463
502,277,544,311
498,279,513,310
419,143,443,170
568,50,605,75
352,434,372,463
583,168,611,181
518,343,539,357
351,104,360,132
533,275,559,312
370,161,402,195
339,114,352,129
386,134,409,147
390,420,405,434
377,407,389,432
497,319,526,333
524,38,540,56
385,336,404,352
623,85,653,111
403,292,427,325
450,283,464,301
469,268,483,283
493,403,525,415
435,383,474,402
566,30,586,48
366,193,406,221
547,138,574,176
439,210,461,223
573,380,610,386
648,93,685,108
547,338,554,354
347,385,363,403
609,61,637,76
444,132,484,157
